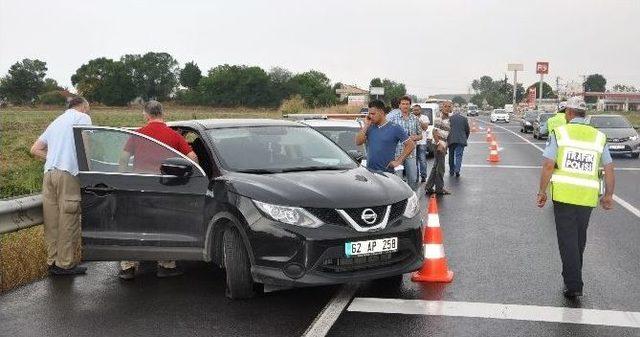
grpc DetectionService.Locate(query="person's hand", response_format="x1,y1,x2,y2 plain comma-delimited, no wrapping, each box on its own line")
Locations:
600,194,614,210
536,192,547,208
388,159,402,169
362,117,372,130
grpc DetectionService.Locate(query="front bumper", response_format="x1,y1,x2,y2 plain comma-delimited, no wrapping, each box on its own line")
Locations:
244,206,423,287
607,140,640,155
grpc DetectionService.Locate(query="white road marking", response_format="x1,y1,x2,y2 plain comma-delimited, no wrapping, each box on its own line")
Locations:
302,283,359,337
473,118,640,218
348,298,640,329
468,141,546,145
462,164,640,171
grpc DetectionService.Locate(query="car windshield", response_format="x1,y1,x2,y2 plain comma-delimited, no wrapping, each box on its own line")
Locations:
313,126,366,157
207,126,358,173
494,110,506,114
539,113,554,122
525,111,539,119
589,116,632,128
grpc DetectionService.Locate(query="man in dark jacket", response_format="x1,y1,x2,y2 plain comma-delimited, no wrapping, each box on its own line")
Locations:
447,110,470,177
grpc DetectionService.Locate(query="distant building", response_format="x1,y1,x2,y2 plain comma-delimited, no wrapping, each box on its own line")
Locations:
428,94,473,102
581,92,640,111
335,84,370,107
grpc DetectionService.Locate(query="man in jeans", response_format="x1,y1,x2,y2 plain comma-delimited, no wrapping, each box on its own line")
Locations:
388,96,423,190
447,108,470,177
30,97,92,275
356,99,415,176
117,100,199,280
412,104,430,182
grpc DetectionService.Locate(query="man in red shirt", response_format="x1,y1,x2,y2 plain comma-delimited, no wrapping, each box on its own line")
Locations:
117,100,198,280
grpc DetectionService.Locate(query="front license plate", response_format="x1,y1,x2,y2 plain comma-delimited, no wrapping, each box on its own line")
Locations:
345,237,398,257
609,145,624,150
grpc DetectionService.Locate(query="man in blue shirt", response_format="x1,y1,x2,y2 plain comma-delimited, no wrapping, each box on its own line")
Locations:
356,100,415,174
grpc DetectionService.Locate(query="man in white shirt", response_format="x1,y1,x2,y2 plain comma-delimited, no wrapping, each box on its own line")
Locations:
412,104,430,182
30,97,92,275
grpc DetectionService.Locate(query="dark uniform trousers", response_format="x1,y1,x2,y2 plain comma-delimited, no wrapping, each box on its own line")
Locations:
425,144,446,193
552,201,594,291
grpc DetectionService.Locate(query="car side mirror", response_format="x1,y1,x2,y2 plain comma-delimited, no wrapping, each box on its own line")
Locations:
347,150,365,164
160,157,193,178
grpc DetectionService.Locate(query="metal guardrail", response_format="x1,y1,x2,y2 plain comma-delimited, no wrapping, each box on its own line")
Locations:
0,194,43,235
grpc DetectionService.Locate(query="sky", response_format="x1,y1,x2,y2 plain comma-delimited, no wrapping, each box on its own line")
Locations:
1,0,639,97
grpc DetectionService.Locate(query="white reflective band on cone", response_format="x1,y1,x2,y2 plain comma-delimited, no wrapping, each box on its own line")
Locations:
427,214,440,228
551,175,599,189
424,244,445,259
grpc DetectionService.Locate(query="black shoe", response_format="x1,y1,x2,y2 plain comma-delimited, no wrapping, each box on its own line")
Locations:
118,267,136,280
50,265,87,276
436,189,452,195
455,172,460,178
421,177,426,183
157,266,183,278
425,188,435,195
449,172,455,176
563,288,583,298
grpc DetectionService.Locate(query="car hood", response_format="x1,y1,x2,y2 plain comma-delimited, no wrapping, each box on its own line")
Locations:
597,128,637,139
219,166,412,208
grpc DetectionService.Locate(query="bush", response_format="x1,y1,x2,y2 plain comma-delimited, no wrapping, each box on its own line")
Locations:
175,88,202,105
37,90,66,106
279,95,305,114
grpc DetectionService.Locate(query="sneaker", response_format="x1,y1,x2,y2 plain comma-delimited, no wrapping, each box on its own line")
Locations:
50,265,87,276
421,177,426,183
157,266,183,278
455,172,460,178
118,267,136,280
563,288,583,298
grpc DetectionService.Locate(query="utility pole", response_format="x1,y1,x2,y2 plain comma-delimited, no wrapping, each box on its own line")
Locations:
556,76,560,106
508,63,523,112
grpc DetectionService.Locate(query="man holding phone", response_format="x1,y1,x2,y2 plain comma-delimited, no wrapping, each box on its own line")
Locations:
356,100,416,175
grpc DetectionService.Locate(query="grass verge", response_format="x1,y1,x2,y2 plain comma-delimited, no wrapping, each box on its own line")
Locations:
0,225,48,292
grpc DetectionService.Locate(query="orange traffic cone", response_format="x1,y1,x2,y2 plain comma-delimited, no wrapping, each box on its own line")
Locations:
412,196,454,283
471,122,478,132
488,138,498,150
487,145,500,162
485,128,493,142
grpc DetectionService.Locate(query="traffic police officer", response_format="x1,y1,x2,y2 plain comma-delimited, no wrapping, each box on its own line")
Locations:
541,101,567,136
536,96,615,298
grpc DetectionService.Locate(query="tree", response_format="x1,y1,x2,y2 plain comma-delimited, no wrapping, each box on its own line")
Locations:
199,64,275,107
268,66,293,103
583,74,606,103
179,61,202,90
71,57,135,106
526,81,556,99
0,58,48,105
42,78,63,92
289,70,336,107
612,83,637,92
368,77,406,103
451,96,466,106
121,52,179,101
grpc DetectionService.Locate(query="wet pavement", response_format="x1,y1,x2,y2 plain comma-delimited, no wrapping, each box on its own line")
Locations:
1,115,639,337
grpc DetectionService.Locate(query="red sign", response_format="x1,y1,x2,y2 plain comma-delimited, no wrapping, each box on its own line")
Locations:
536,62,549,74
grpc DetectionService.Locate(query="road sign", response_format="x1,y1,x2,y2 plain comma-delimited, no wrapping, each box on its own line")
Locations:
536,62,549,74
369,87,384,96
507,63,523,71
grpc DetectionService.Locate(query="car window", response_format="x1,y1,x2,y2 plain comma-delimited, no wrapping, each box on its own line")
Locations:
314,127,366,157
207,126,358,172
539,114,554,122
589,116,632,128
80,128,193,175
525,112,539,118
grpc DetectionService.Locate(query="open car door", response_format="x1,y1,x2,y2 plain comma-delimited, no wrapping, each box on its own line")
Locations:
73,126,208,261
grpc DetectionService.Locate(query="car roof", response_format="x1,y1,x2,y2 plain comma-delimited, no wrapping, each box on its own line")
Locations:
300,119,361,128
589,114,624,118
168,119,302,129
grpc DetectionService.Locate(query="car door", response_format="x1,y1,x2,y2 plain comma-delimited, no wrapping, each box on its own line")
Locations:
73,126,208,261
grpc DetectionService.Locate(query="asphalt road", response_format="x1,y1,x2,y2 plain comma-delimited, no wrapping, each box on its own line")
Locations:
1,115,639,337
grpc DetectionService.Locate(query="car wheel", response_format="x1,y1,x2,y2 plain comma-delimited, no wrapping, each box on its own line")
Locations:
223,226,255,299
533,132,538,139
632,153,639,159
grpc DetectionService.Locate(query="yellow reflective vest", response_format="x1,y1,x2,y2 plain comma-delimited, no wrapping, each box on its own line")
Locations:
551,124,606,207
546,112,566,135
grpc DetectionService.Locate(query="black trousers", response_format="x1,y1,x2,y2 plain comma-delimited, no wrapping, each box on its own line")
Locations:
425,146,446,193
552,201,594,291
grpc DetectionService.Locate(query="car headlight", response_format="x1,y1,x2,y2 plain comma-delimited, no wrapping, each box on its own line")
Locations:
525,121,531,125
253,200,323,228
630,135,638,141
403,192,420,218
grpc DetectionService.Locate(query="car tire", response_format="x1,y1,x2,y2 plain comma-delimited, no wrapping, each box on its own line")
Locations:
632,153,639,159
223,227,255,299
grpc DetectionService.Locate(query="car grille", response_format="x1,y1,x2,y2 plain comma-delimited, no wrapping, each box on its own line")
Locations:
319,251,411,273
607,137,630,143
306,199,407,229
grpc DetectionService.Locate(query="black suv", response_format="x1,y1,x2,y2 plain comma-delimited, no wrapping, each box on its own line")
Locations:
72,119,423,299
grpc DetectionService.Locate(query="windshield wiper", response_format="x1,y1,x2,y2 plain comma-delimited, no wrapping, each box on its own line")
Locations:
234,168,283,174
279,165,352,173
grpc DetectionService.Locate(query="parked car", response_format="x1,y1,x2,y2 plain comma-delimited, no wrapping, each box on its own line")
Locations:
300,119,367,166
72,119,423,299
467,104,479,116
585,115,640,158
520,110,541,133
490,109,510,123
532,112,555,139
